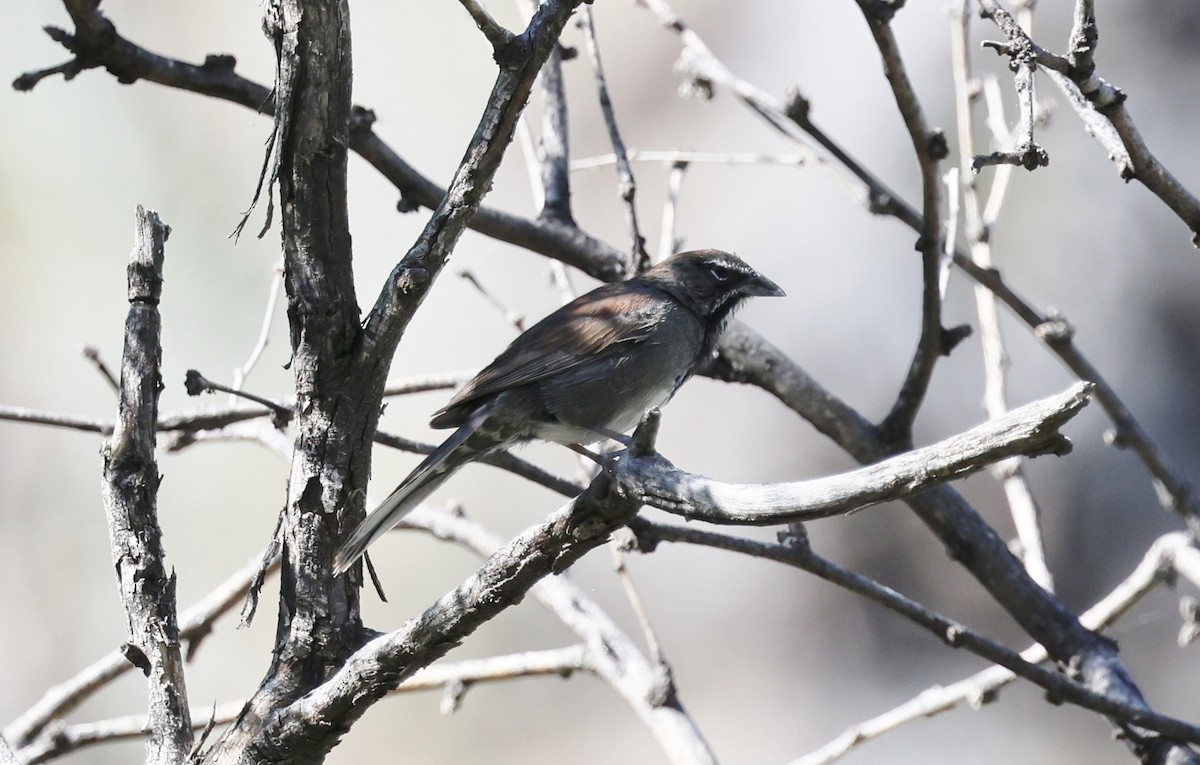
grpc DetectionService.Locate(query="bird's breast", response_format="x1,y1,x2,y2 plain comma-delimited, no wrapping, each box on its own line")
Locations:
532,304,705,443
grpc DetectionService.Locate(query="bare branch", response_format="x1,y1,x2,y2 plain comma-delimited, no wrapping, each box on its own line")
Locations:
534,42,575,225
632,0,1196,524
632,521,1200,748
850,2,950,445
5,549,277,750
970,4,1048,171
250,472,648,759
0,406,112,434
454,267,527,332
659,161,688,257
615,383,1088,525
793,532,1198,765
579,6,650,272
706,325,1195,758
231,257,284,392
572,150,806,171
457,0,515,50
82,346,120,393
978,0,1200,244
358,0,587,372
611,546,670,669
951,0,1053,591
372,428,583,499
17,647,589,764
100,206,193,762
404,507,716,764
184,369,293,426
1066,0,1098,79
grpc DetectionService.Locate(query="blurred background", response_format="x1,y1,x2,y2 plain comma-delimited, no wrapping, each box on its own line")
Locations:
2,1,1199,763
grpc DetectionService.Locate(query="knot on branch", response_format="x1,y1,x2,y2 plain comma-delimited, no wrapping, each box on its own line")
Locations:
202,54,237,73
863,0,906,24
940,324,973,356
394,264,431,296
927,129,949,161
349,105,377,135
120,642,152,676
972,144,1050,173
184,369,210,397
784,88,811,126
1034,316,1074,344
866,188,898,216
493,32,531,69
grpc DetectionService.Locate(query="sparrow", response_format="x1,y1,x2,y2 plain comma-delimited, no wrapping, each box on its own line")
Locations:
333,249,784,574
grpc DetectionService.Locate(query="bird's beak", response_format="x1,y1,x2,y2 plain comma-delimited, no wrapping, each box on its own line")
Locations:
746,270,786,298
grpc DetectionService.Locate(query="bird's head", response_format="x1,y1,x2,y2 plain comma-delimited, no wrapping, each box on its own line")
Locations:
641,249,785,323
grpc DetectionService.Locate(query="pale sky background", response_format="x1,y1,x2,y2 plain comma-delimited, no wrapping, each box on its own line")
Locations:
2,1,1200,764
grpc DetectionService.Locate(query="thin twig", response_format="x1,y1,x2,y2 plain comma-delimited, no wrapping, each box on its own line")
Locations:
951,0,1053,591
851,2,949,446
631,520,1200,747
969,0,1049,174
231,257,284,393
1,370,467,440
791,532,1197,765
384,371,473,397
456,0,515,49
977,0,1200,243
455,267,526,332
82,346,120,393
979,75,1019,226
17,648,592,764
184,369,293,426
579,6,650,273
635,0,1198,524
372,429,583,499
611,545,668,667
659,161,688,258
572,150,807,171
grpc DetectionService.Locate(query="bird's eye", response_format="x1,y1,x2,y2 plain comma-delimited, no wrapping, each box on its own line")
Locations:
706,264,732,283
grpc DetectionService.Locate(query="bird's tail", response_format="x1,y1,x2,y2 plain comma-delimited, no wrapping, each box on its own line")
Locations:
333,409,497,575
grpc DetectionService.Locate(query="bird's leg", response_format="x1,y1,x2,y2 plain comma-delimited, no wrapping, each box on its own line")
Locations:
588,426,634,447
568,443,607,465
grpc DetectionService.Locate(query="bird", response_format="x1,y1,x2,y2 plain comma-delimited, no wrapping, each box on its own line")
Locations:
333,249,784,574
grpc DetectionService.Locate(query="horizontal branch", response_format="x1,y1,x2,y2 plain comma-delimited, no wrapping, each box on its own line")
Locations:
571,150,807,171
15,647,591,763
0,370,468,437
794,531,1200,765
631,521,1200,748
615,383,1090,525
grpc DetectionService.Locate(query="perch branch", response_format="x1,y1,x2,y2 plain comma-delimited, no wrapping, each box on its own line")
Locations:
614,383,1088,524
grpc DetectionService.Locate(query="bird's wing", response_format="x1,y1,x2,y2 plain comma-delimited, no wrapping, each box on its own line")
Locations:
431,284,668,426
